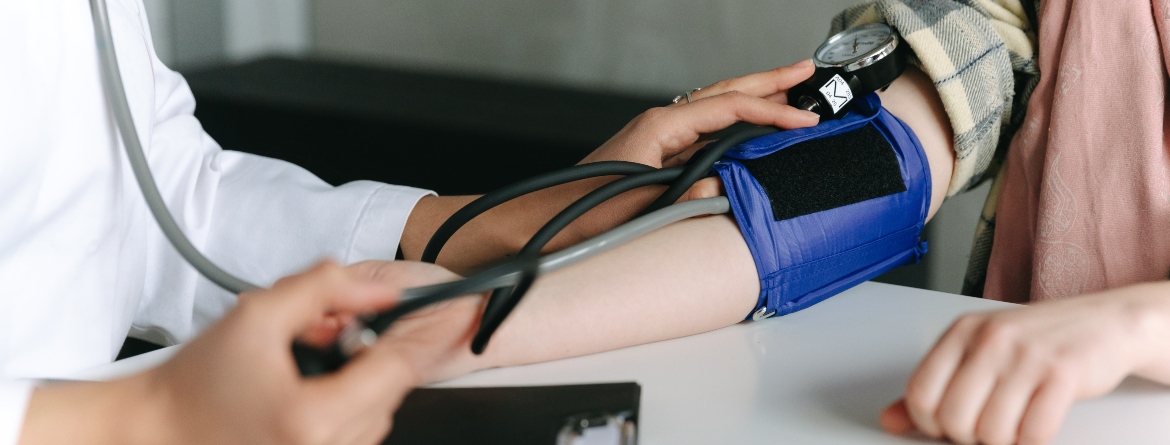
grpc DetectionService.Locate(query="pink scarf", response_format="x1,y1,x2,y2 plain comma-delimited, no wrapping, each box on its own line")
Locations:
985,0,1170,302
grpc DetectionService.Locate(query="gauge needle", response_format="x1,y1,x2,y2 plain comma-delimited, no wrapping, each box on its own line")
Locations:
852,37,859,54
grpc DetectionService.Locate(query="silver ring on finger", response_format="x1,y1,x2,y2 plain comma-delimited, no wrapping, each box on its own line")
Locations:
671,87,703,104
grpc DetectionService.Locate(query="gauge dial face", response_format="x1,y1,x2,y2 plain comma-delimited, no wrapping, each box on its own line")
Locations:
815,23,894,66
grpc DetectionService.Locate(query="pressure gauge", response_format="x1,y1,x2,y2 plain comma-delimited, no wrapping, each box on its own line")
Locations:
815,23,897,70
788,23,907,121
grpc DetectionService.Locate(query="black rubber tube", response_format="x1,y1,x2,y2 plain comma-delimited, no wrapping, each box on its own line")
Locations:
421,161,655,263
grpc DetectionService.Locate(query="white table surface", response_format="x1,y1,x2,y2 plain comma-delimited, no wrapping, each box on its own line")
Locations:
75,282,1170,444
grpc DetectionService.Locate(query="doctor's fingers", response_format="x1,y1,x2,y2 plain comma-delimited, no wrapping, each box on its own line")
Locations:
348,260,463,289
602,91,816,165
683,59,815,104
298,348,417,442
902,313,988,439
252,261,403,338
298,313,357,348
665,91,819,143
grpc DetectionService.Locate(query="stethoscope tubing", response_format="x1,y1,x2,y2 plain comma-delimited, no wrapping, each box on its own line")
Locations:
89,0,261,295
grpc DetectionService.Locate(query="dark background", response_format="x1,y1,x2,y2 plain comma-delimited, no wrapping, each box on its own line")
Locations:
184,58,658,195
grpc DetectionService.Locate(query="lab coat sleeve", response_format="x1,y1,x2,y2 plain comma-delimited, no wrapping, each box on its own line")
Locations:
125,6,433,345
0,380,32,445
185,155,434,335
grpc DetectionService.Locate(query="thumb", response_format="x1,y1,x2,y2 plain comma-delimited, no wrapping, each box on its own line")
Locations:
879,399,916,436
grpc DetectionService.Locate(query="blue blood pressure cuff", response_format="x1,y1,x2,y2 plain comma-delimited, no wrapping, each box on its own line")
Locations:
713,94,931,321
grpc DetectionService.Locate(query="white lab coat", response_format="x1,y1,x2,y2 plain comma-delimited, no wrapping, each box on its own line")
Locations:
0,1,432,442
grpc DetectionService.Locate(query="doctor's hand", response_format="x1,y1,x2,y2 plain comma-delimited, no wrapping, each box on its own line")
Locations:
337,260,487,383
579,59,819,199
300,261,488,384
401,60,818,272
20,261,467,445
879,282,1170,445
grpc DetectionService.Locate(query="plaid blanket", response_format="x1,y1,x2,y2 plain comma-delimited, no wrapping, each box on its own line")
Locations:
829,0,1041,295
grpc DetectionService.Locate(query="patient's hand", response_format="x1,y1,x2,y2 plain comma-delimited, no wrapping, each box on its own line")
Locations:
881,282,1170,445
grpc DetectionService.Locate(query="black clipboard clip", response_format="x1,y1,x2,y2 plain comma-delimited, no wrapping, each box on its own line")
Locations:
556,410,637,445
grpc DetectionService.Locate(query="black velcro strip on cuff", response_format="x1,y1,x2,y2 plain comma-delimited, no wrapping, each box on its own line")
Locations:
740,123,906,221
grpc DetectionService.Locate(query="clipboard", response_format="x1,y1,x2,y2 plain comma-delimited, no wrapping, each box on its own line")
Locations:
383,382,640,445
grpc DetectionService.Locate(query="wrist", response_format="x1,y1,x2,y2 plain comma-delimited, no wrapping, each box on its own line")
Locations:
495,178,603,253
427,314,505,382
515,176,662,254
1118,282,1170,379
427,345,496,383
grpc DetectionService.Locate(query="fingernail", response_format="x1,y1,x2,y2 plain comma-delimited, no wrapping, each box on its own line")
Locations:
800,110,821,122
796,59,813,68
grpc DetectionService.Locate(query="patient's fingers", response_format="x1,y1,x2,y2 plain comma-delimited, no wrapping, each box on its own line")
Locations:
684,59,814,103
903,314,987,439
880,399,917,436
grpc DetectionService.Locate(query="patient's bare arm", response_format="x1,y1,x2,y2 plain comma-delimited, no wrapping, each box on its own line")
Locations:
879,65,955,217
378,65,958,378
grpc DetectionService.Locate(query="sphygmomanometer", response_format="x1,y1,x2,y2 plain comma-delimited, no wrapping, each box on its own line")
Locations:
89,0,923,376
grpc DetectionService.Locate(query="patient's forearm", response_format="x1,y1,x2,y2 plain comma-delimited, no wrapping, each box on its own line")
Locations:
467,214,760,370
